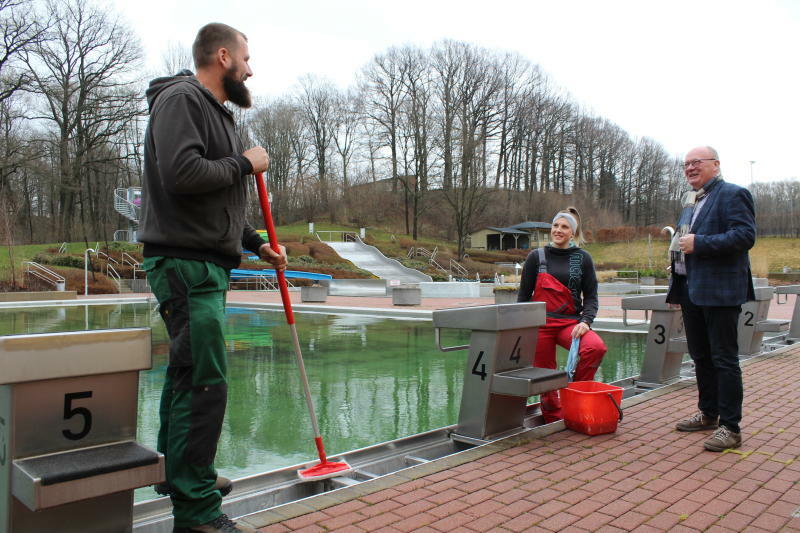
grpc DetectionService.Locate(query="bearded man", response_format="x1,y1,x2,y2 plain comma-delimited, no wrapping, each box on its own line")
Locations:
139,23,286,533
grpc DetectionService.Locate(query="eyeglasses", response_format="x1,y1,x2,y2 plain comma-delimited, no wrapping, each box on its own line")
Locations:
683,158,717,169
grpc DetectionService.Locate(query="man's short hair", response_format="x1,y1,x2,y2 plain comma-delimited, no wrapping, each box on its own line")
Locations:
192,23,247,69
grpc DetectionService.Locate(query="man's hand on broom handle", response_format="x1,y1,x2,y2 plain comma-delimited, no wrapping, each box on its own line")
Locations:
259,243,287,271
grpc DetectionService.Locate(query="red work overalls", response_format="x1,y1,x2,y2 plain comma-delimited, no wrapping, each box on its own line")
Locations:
531,248,607,422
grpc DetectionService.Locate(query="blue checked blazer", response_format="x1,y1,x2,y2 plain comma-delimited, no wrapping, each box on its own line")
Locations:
666,179,756,307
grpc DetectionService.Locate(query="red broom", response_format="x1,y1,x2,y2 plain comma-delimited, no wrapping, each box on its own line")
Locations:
254,172,352,481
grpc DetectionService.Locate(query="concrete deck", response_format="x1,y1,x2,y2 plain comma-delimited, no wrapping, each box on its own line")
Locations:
78,291,797,322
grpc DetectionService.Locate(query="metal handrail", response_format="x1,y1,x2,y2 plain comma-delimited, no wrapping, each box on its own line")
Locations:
23,262,66,290
95,251,120,264
121,252,141,281
229,273,294,291
106,263,122,292
316,230,358,242
113,229,130,242
58,242,68,254
450,259,468,278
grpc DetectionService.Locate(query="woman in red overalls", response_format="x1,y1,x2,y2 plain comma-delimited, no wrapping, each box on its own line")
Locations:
517,207,607,422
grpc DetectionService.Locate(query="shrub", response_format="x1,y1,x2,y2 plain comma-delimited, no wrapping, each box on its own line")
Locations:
32,252,84,269
637,268,669,279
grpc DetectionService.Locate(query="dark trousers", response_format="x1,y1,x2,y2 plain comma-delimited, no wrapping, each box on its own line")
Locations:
677,282,743,433
145,256,230,527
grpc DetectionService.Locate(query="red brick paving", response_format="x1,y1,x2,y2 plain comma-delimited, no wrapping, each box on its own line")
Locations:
249,346,800,532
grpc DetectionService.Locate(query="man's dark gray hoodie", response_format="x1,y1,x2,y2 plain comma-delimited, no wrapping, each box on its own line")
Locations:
138,74,265,269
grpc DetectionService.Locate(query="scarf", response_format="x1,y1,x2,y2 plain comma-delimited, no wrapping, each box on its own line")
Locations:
669,177,720,270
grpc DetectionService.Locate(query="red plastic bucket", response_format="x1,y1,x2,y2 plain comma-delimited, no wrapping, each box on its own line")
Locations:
561,381,624,436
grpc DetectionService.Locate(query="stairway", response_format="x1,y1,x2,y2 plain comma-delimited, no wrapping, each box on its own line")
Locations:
114,187,140,242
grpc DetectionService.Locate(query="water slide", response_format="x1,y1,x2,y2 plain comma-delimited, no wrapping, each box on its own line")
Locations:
323,240,432,283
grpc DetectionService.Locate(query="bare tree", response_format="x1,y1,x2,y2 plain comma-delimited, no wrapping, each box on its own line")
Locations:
362,48,406,195
24,0,143,241
249,98,303,224
0,0,46,102
296,75,336,214
332,87,360,217
161,41,193,75
398,45,434,239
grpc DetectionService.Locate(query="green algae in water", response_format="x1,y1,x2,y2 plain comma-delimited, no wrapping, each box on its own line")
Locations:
0,303,644,500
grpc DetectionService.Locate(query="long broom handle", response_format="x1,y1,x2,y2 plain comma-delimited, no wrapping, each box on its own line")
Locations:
254,172,324,448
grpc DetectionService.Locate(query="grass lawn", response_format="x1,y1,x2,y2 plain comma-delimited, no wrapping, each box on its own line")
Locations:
2,231,798,285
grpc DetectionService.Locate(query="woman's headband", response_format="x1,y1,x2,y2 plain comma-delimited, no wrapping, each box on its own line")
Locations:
552,212,577,233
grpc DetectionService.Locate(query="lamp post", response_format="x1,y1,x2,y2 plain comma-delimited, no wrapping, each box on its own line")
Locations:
749,160,756,186
84,248,96,296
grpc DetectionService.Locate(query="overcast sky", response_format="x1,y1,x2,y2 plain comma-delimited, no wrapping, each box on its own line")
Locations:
111,0,799,187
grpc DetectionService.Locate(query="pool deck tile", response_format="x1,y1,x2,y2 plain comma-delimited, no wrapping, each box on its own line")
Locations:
237,345,800,533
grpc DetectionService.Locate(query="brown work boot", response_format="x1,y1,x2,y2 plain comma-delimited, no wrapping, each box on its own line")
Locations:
676,412,718,432
173,514,256,533
704,426,742,452
155,476,233,497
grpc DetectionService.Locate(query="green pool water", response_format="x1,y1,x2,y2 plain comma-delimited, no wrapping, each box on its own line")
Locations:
0,302,645,498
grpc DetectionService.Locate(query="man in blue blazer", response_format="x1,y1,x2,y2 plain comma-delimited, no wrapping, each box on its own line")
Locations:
666,146,756,452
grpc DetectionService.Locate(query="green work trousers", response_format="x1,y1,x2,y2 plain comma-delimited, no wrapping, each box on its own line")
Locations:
144,256,230,528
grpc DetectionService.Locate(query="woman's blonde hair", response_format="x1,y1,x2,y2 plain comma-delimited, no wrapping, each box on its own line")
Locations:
553,206,585,246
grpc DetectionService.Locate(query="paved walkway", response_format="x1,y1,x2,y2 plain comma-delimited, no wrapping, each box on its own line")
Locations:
243,346,800,533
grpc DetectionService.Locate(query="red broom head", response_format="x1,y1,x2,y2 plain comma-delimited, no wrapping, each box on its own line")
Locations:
297,460,353,481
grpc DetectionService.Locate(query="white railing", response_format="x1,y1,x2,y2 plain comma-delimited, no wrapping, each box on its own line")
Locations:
95,251,120,265
106,263,122,292
121,252,143,280
58,242,68,254
23,262,66,290
316,230,359,242
113,229,131,242
85,248,122,295
229,275,295,291
450,259,469,279
407,246,469,279
114,187,140,223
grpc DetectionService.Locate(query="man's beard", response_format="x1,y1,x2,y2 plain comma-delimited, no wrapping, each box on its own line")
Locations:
223,69,252,108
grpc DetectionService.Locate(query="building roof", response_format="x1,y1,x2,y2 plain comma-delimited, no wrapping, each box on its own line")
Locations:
510,221,552,230
485,226,529,234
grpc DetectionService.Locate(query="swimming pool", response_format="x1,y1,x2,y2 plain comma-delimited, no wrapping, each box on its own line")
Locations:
0,302,645,497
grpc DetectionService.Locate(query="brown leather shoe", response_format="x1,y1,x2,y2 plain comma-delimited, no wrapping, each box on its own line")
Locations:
173,514,256,533
676,412,718,432
155,476,233,497
704,426,742,452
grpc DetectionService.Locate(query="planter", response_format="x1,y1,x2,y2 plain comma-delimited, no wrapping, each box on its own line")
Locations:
301,285,328,303
639,276,656,294
493,289,518,304
392,285,421,306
